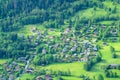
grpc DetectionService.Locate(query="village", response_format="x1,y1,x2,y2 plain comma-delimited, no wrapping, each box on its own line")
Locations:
0,24,120,80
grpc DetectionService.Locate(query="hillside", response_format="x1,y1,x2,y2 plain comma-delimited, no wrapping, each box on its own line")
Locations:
0,0,120,32
0,0,120,80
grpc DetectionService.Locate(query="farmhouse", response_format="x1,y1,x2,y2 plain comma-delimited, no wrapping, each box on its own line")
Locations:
45,74,53,80
107,64,118,69
36,76,43,80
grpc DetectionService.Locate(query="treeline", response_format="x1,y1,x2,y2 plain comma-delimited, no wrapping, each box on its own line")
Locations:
0,0,77,32
33,53,75,66
84,53,102,71
0,33,35,59
1,0,119,32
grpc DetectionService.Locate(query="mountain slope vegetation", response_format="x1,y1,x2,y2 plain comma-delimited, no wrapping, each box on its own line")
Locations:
0,0,120,32
0,0,120,80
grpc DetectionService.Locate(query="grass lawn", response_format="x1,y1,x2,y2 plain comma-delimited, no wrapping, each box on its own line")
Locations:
17,24,61,37
17,24,46,36
39,62,103,80
19,73,35,80
103,1,115,9
98,21,114,25
61,76,82,80
0,59,9,64
42,62,85,76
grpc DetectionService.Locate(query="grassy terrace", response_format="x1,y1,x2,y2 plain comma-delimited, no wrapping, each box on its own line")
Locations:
0,59,9,64
17,24,61,37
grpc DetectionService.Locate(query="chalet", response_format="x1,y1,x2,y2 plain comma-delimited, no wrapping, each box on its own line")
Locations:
32,27,37,33
50,28,54,31
80,57,88,62
37,32,42,39
2,63,7,68
49,46,53,49
14,65,20,72
26,69,33,73
93,52,97,56
93,47,98,51
29,35,34,39
62,48,67,53
12,61,17,65
112,37,118,42
71,46,77,52
87,29,91,33
101,25,107,29
83,40,89,44
66,38,70,42
38,31,42,35
48,36,54,39
63,28,70,34
36,35,41,39
44,31,48,36
86,51,90,55
107,64,118,69
103,42,108,46
42,49,46,54
7,64,12,71
54,43,59,48
8,75,14,80
19,34,24,39
80,52,84,55
93,33,98,37
36,76,43,80
35,42,39,46
92,39,97,42
73,53,79,61
45,74,53,80
18,57,27,62
28,67,34,71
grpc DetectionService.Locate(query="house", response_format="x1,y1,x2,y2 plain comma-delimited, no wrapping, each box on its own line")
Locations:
2,63,7,68
71,46,77,52
12,61,17,65
50,28,54,31
45,74,53,80
37,31,42,39
42,49,46,54
103,42,108,46
19,34,24,39
112,37,118,42
63,28,70,35
18,57,27,62
8,75,14,80
14,65,20,71
93,47,98,51
36,35,41,39
107,64,118,69
80,57,88,62
26,69,33,73
36,76,43,80
44,31,48,36
66,38,70,42
32,27,37,33
54,43,59,48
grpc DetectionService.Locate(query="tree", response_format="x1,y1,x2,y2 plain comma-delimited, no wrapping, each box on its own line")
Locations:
97,74,104,80
112,6,117,13
84,61,92,71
